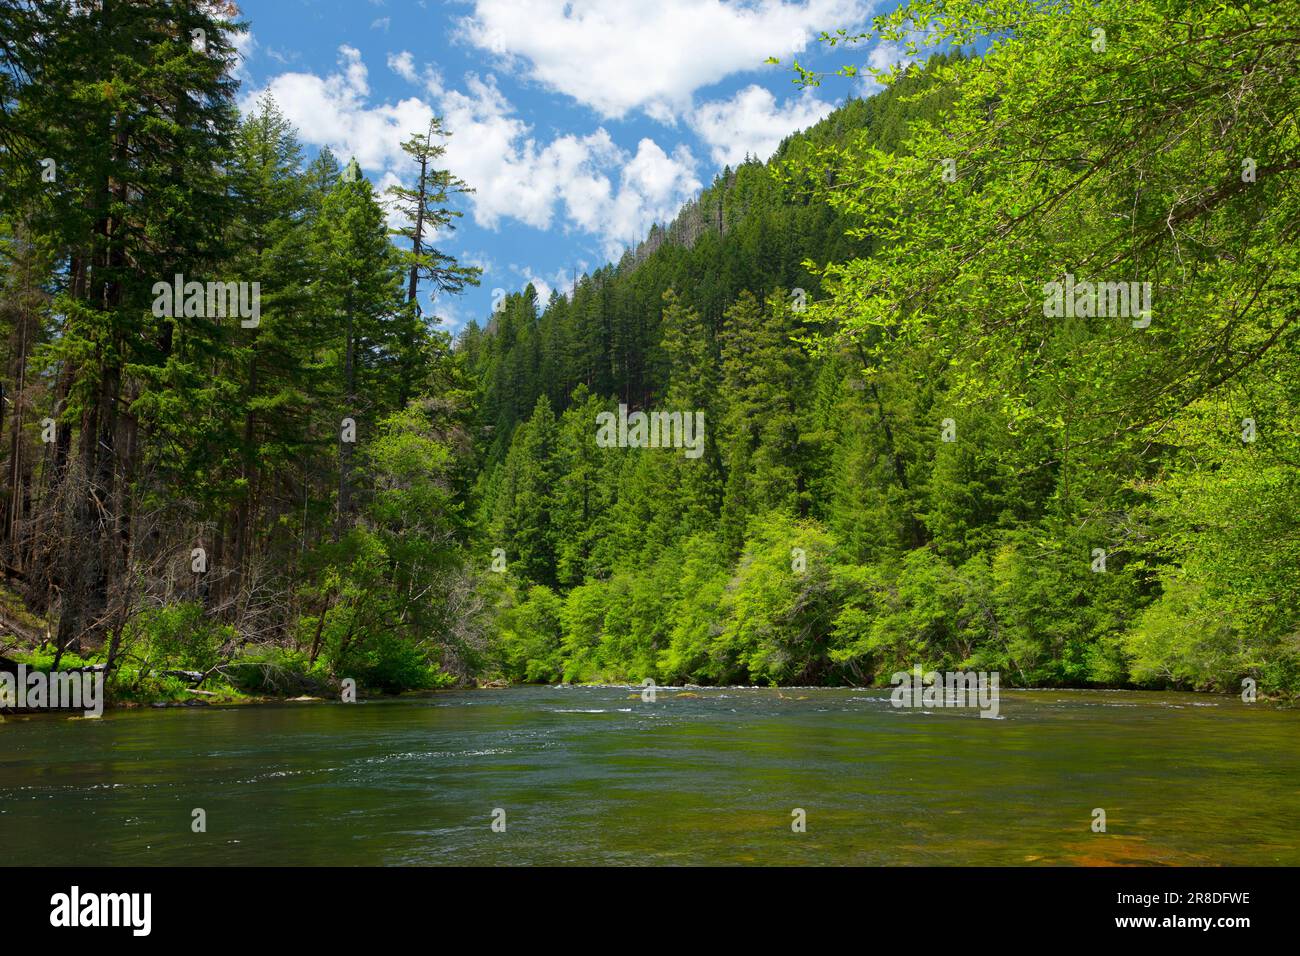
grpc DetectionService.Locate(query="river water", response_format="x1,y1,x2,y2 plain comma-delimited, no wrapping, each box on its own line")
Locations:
1,686,1296,865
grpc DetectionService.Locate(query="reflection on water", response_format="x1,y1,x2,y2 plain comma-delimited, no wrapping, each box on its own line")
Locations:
1,686,1296,865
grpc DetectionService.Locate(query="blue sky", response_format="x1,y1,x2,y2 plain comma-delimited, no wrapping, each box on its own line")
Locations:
232,1,905,330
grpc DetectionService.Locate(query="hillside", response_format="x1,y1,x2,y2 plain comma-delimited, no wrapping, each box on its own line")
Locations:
2,2,1296,700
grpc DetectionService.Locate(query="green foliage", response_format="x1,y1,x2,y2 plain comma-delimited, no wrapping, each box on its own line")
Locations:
0,3,483,699
498,584,565,683
466,3,1299,696
713,512,841,683
657,534,730,682
329,627,447,695
3,1,1296,703
126,603,233,674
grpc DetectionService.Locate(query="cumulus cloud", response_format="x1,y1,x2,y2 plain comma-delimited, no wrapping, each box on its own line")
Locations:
691,84,835,166
430,72,700,256
241,48,700,258
456,0,871,122
240,46,435,175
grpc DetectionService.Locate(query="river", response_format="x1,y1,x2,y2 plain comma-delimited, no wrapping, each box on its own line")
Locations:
1,686,1296,865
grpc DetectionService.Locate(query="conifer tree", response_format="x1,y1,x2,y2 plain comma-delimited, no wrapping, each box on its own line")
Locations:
386,117,481,310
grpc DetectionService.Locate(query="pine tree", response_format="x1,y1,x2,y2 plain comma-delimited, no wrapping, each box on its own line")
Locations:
385,118,481,311
488,395,560,587
312,160,407,535
18,0,242,661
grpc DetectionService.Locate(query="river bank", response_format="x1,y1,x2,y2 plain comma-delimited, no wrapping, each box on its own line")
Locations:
4,643,1295,719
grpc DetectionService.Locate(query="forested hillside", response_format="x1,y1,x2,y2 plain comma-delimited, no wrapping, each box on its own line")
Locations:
2,0,1297,701
464,0,1300,694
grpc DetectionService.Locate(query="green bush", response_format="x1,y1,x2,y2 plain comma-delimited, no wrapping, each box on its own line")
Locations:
126,602,232,673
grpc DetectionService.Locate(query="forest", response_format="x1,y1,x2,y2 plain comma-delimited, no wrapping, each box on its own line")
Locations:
1,0,1297,704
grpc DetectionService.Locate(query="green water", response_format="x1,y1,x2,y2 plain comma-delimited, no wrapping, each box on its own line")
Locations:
1,686,1296,865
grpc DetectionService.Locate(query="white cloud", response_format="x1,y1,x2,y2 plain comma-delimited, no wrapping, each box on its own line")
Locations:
371,17,391,32
458,250,497,279
375,169,408,232
240,46,435,175
510,265,554,303
241,49,701,259
388,49,443,90
691,84,835,166
435,74,701,257
509,263,584,303
431,296,477,333
457,0,872,121
265,47,298,66
229,26,256,82
387,50,417,82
